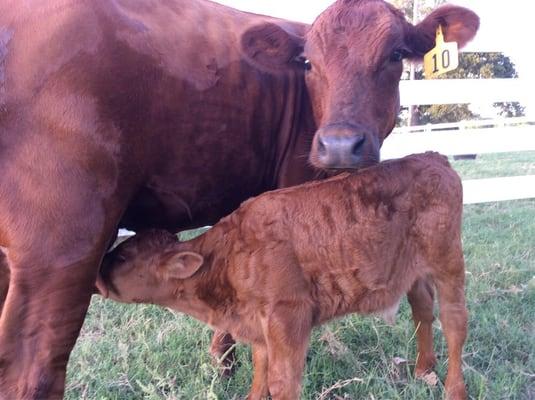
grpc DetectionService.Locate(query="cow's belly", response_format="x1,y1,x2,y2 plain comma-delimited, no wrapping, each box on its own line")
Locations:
120,164,271,232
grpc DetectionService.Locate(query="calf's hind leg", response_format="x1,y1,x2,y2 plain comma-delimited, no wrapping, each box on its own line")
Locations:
435,258,468,400
407,277,437,376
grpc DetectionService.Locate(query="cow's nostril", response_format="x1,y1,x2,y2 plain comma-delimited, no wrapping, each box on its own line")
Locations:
318,137,327,156
351,136,366,157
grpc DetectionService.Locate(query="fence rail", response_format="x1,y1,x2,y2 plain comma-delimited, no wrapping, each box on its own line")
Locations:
382,126,535,159
382,117,535,204
463,175,535,204
399,78,528,106
392,116,534,134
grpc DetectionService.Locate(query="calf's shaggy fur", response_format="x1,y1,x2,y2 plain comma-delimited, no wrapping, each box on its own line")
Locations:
97,152,467,400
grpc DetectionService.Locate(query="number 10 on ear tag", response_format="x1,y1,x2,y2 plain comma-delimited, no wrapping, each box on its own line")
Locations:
424,25,459,79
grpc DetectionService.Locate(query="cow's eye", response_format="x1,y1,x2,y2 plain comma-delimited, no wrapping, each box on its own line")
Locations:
295,55,312,71
390,50,405,62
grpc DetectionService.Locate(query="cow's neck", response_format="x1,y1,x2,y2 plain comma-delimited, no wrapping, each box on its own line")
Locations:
268,71,321,189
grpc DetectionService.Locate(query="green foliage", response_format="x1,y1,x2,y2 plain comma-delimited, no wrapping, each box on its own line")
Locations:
415,104,473,125
388,0,443,22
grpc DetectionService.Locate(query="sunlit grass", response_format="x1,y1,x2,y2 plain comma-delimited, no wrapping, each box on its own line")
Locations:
450,151,535,180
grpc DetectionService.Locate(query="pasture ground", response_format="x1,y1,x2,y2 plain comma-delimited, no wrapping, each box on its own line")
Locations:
66,152,535,399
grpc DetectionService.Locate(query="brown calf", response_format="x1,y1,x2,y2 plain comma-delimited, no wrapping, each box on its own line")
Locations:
97,152,467,400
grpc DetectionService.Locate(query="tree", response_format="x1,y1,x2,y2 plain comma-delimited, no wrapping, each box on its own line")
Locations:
389,0,438,22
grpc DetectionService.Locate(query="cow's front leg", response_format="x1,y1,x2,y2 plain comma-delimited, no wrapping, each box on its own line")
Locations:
407,277,437,377
0,242,107,399
0,164,120,399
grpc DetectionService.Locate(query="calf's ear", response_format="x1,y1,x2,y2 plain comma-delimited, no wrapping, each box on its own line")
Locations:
407,5,479,58
95,274,109,298
162,251,204,280
241,21,306,72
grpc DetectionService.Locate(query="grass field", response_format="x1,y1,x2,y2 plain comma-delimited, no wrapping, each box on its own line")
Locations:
450,151,535,180
65,152,535,399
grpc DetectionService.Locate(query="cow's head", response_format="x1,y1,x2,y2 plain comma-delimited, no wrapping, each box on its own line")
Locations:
242,0,479,170
95,230,204,304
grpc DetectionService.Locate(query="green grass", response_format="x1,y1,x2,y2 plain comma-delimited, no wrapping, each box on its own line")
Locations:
65,154,535,400
449,151,535,180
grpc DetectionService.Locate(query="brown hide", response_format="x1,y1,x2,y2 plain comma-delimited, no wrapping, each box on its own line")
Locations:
101,152,467,399
0,0,477,397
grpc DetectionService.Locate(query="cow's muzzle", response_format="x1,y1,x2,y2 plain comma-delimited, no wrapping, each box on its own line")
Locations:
310,123,380,170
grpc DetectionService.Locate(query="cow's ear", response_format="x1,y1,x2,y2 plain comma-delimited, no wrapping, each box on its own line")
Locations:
407,5,479,58
241,22,306,72
162,251,204,280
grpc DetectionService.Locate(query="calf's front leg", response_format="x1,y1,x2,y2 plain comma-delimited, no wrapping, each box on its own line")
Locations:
263,303,312,400
247,343,269,400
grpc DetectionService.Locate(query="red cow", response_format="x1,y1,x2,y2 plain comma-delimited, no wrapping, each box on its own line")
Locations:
0,0,477,397
97,152,468,400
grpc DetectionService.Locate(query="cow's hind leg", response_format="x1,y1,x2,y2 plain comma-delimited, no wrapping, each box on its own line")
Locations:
407,277,437,377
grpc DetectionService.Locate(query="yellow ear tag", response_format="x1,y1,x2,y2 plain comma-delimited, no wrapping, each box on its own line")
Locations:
423,25,459,79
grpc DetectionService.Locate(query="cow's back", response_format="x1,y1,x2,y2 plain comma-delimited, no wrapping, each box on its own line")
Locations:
0,0,310,232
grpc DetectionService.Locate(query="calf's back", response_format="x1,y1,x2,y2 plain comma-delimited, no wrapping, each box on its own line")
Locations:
222,152,463,324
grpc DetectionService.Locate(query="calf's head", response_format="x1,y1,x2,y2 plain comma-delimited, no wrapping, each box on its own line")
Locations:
96,230,204,304
242,0,479,170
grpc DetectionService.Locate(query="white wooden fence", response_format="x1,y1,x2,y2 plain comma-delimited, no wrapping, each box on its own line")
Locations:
384,78,535,204
399,78,530,105
383,117,535,157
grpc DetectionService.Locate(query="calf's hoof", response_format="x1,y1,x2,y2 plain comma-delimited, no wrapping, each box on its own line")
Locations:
414,353,437,378
445,382,467,400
